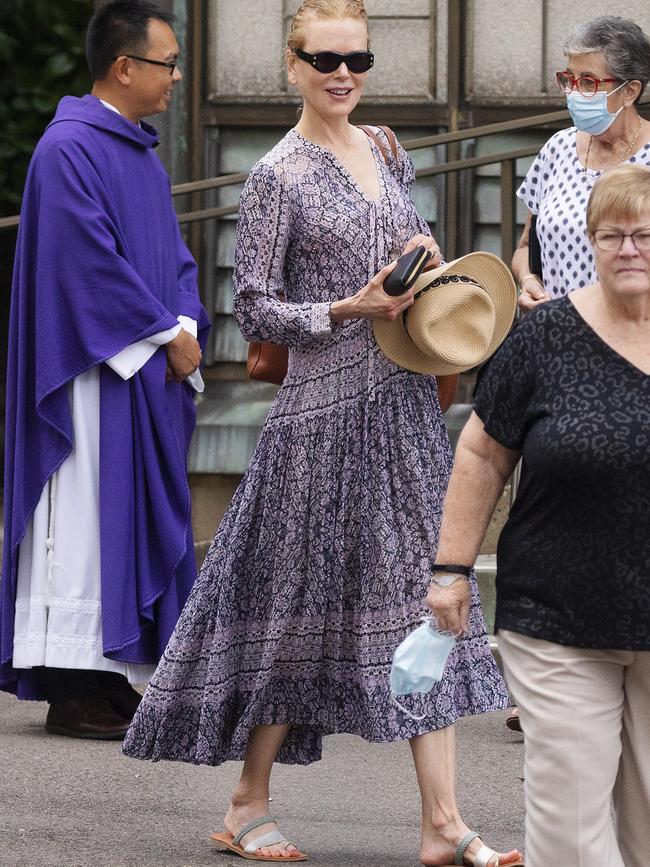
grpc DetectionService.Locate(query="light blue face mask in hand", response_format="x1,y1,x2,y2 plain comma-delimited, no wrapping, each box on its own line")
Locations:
390,617,456,720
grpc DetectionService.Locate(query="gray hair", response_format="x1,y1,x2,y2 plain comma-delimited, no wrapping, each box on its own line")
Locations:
564,16,650,102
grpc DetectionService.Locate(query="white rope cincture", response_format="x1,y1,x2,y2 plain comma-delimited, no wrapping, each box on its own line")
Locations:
44,473,63,608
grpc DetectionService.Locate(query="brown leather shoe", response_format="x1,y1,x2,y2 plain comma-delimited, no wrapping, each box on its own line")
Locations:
506,708,523,733
102,678,142,722
100,676,143,722
45,695,131,740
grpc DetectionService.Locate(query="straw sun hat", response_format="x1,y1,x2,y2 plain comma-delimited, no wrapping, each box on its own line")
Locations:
374,252,517,376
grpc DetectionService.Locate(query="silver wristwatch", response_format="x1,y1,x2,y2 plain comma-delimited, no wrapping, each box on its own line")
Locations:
431,572,466,587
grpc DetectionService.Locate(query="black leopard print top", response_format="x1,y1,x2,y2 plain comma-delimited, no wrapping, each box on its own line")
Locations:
475,296,650,650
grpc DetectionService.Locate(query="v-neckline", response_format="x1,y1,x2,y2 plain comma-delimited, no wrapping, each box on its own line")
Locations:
292,128,384,204
567,295,650,378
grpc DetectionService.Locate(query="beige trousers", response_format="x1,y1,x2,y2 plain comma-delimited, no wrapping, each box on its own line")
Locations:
498,629,650,867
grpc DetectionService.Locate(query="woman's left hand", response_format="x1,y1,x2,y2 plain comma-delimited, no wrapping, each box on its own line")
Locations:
425,578,471,635
402,234,443,269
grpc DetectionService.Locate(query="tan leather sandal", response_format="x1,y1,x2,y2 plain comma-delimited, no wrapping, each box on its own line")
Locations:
210,814,307,862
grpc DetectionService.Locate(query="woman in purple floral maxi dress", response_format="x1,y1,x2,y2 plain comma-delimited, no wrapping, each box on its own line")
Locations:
124,3,518,865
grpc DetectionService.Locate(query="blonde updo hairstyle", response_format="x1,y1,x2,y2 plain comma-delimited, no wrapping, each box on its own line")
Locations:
287,0,369,54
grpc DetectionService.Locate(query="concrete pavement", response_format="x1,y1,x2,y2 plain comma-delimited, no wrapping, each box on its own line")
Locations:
0,692,524,867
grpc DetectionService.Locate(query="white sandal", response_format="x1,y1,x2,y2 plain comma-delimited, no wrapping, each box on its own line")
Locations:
448,831,524,866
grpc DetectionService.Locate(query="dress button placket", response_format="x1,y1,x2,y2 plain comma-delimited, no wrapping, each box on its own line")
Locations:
368,204,378,403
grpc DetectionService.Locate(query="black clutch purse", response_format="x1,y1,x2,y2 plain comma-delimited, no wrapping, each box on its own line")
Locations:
528,215,543,279
383,245,433,296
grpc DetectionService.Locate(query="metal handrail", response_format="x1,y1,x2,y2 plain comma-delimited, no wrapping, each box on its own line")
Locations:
402,108,571,149
2,97,648,236
172,172,249,196
415,145,541,178
172,110,569,205
0,105,572,232
0,214,19,231
170,144,542,224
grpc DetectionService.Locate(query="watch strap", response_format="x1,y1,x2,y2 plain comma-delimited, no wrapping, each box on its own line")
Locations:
432,563,472,577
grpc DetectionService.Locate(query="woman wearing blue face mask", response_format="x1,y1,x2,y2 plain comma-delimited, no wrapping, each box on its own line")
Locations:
512,16,650,314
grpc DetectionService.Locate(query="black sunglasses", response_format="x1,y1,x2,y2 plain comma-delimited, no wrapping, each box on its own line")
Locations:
293,48,374,74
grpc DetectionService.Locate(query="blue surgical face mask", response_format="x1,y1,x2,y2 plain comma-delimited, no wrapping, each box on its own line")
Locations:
567,81,628,135
390,618,456,720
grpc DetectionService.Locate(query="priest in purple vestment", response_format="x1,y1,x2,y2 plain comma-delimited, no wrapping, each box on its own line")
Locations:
0,0,210,739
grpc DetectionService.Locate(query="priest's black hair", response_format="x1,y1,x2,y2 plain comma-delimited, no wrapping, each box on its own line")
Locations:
86,0,175,82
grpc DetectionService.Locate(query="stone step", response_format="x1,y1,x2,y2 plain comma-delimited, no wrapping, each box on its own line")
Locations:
188,380,279,474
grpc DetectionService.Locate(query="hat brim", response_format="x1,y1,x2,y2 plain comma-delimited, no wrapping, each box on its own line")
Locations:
373,252,517,376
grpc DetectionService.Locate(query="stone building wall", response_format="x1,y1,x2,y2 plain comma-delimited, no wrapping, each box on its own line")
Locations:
208,0,446,105
205,1,650,109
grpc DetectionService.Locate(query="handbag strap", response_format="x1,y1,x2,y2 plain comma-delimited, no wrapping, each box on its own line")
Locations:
358,124,398,167
358,124,458,411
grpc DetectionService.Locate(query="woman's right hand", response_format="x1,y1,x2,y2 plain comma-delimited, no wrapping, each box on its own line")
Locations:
330,261,416,322
518,276,551,313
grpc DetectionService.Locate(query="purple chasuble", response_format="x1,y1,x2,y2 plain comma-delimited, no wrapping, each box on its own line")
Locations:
1,95,210,699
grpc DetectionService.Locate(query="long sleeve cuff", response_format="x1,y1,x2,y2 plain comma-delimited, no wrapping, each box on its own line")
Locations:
105,323,181,379
105,317,204,393
177,316,204,393
310,302,333,336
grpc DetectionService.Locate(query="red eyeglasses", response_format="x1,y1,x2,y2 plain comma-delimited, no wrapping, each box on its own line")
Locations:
556,70,622,98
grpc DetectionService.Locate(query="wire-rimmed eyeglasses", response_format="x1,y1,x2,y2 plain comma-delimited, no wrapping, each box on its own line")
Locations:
592,228,650,252
114,54,177,75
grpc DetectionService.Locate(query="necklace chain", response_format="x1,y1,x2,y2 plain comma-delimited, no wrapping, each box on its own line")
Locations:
584,119,643,173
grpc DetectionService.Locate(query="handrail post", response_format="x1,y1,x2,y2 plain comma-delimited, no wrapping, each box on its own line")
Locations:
445,0,467,260
188,0,205,263
500,158,517,266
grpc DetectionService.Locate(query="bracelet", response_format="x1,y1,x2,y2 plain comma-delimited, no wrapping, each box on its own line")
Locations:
432,563,472,577
519,273,543,285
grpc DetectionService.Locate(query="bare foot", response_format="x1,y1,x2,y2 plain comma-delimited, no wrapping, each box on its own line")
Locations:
224,800,306,860
419,819,523,866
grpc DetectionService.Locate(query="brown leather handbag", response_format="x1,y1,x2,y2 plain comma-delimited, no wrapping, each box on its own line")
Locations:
246,335,287,385
245,126,458,411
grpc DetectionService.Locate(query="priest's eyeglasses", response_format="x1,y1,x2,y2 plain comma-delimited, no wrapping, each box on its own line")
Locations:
114,54,177,75
592,228,650,251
